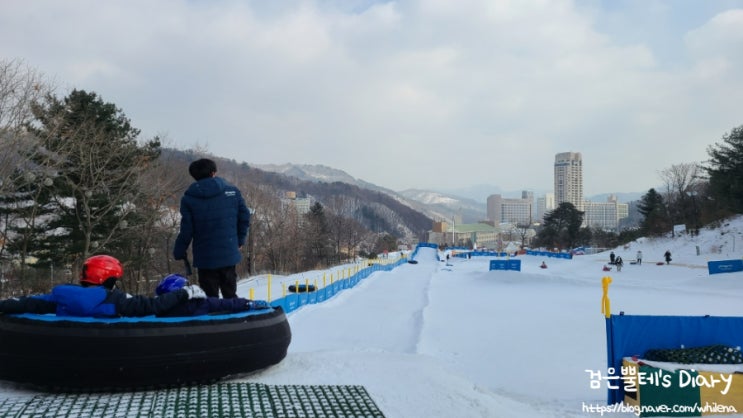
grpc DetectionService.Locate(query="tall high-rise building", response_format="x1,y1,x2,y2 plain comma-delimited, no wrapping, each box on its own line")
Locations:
554,152,583,211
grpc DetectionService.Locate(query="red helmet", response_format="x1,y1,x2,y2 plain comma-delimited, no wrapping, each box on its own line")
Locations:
80,255,123,286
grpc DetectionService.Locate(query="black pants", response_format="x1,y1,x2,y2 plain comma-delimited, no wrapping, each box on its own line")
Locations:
197,266,237,298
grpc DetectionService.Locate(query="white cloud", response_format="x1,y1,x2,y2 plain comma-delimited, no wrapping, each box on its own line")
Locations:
1,0,743,197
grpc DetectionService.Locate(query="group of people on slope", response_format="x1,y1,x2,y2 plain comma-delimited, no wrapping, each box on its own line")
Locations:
605,249,672,272
0,158,267,318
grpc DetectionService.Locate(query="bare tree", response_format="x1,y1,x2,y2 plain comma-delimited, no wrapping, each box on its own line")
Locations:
659,163,704,233
116,145,190,293
515,222,533,250
0,60,57,295
0,60,54,268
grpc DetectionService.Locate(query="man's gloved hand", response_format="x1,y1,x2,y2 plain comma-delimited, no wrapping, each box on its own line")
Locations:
183,285,207,299
246,300,270,310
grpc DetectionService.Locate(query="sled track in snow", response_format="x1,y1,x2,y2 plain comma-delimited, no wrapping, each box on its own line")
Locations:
410,261,436,355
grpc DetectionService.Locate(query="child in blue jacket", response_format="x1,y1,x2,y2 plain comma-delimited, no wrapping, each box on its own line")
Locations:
0,255,207,317
154,274,269,317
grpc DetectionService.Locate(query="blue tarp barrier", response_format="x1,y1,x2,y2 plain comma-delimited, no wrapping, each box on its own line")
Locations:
604,314,743,404
707,259,743,275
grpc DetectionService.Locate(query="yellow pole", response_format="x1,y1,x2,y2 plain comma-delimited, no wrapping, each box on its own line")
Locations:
601,276,612,318
249,288,254,300
267,274,272,303
282,283,286,297
304,278,309,292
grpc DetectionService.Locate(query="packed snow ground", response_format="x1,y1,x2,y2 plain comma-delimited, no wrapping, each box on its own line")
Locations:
234,216,743,417
2,217,743,417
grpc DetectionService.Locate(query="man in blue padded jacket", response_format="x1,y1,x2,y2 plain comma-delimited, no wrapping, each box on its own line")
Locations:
173,158,251,298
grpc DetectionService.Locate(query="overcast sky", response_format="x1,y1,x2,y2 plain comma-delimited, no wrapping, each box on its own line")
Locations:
2,0,742,196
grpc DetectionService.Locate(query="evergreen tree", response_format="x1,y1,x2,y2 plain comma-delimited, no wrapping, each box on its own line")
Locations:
637,188,669,236
705,125,743,214
535,202,584,250
23,90,160,267
303,202,332,268
0,169,56,280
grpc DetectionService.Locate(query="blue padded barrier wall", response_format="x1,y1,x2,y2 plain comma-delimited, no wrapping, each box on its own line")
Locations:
455,251,510,258
526,250,572,259
489,259,521,271
605,314,743,404
707,259,743,275
271,257,407,314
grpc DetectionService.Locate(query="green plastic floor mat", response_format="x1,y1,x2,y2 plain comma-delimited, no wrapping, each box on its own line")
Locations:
0,382,386,418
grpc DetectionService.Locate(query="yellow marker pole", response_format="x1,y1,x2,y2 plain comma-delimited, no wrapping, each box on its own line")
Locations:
249,288,254,300
304,278,309,293
267,274,272,303
601,276,613,318
282,283,286,298
323,274,326,289
295,280,299,293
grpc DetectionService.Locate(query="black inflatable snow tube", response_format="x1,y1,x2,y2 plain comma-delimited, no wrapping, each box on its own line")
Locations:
288,284,316,293
0,307,291,391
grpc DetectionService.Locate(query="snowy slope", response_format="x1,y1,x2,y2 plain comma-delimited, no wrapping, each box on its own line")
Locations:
1,217,743,417
235,216,743,417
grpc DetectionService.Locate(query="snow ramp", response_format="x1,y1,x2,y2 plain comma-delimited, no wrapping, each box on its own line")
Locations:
409,243,440,262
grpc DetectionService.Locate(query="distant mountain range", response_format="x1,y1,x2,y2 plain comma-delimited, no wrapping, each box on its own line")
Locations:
253,163,488,223
253,163,644,223
253,163,380,190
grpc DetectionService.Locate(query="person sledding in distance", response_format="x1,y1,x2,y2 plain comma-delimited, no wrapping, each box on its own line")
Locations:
540,261,548,269
154,274,270,317
0,255,209,317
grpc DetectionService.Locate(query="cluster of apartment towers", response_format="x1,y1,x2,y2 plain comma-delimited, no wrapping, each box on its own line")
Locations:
429,152,629,249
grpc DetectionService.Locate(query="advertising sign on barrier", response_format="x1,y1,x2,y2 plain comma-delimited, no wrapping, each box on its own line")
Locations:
708,259,743,275
489,259,521,271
